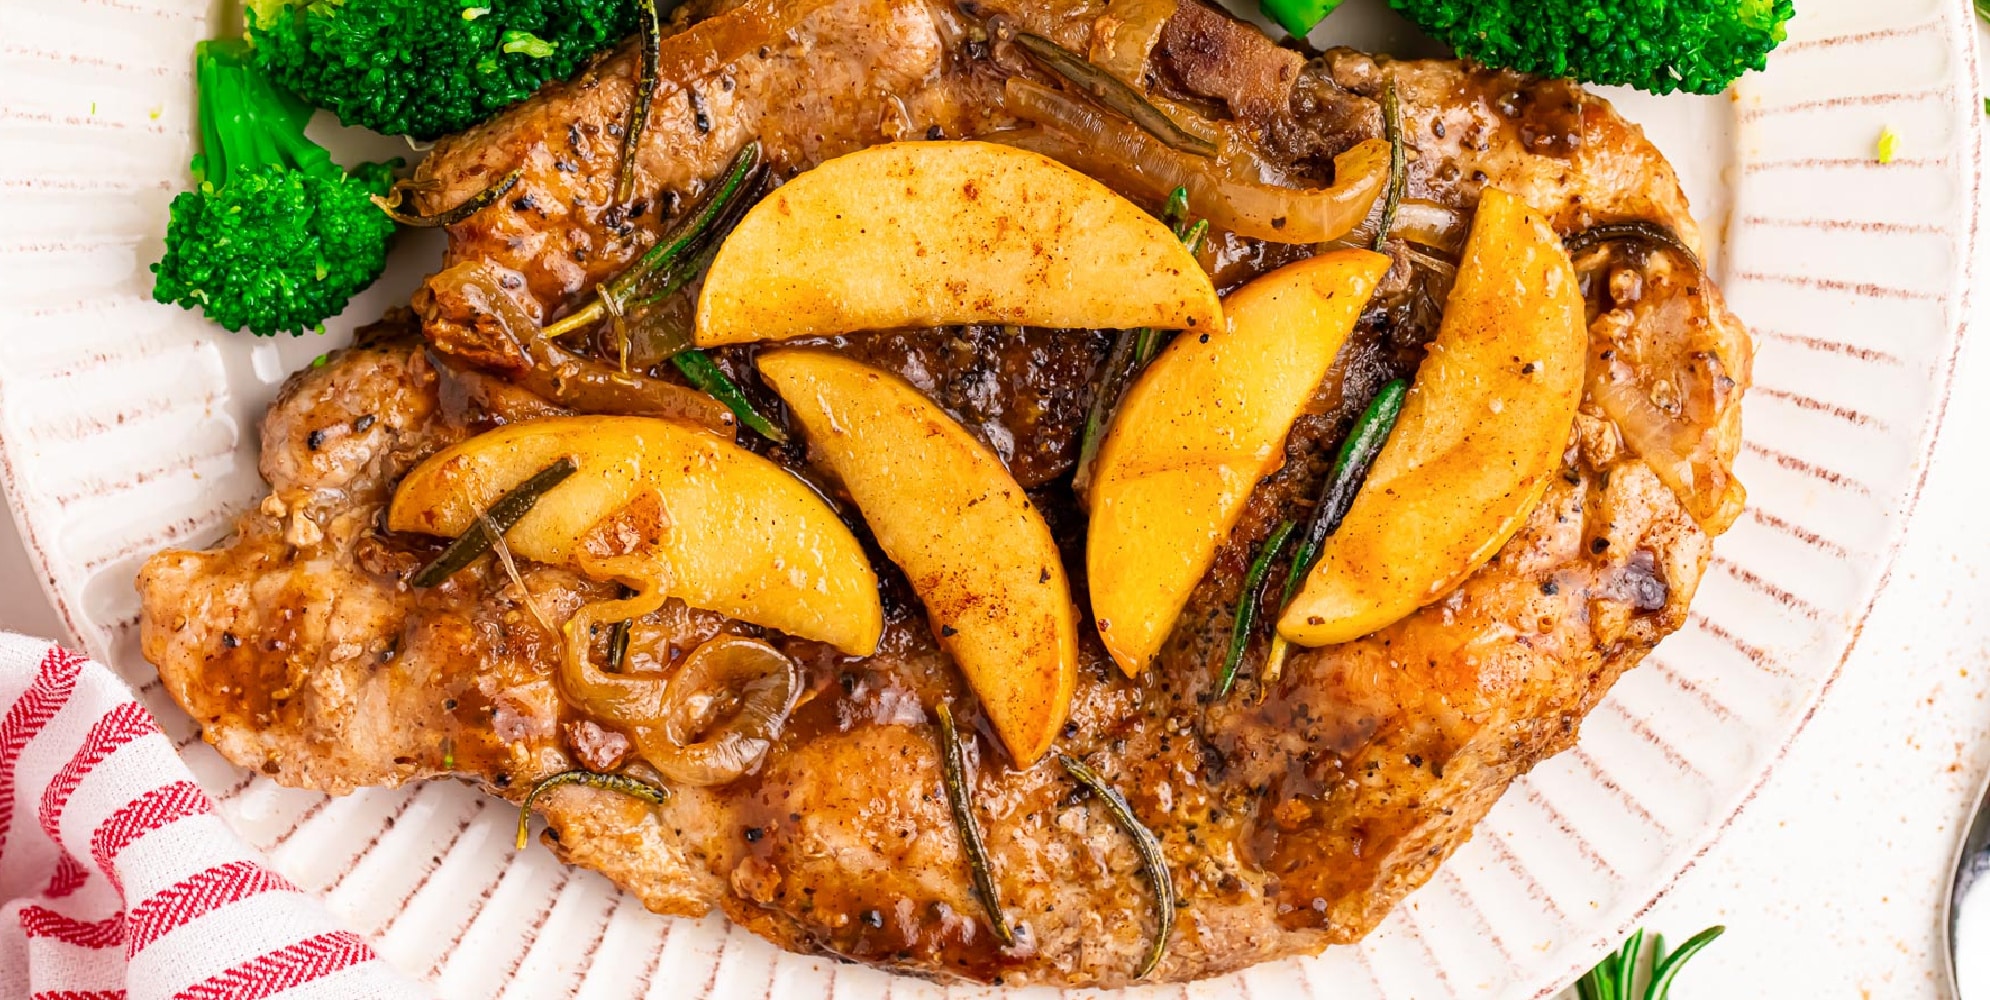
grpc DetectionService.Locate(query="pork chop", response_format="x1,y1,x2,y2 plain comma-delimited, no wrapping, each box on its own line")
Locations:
138,0,1749,986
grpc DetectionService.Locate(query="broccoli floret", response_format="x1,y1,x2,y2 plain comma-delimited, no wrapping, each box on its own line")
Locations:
1383,0,1795,95
245,0,634,140
150,39,398,337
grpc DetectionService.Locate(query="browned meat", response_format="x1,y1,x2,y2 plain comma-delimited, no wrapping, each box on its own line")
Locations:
138,0,1751,987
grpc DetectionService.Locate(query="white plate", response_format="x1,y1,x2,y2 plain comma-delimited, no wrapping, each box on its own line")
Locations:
0,0,1977,996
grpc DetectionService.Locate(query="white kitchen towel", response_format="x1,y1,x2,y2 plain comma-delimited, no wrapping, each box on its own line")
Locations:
0,632,428,999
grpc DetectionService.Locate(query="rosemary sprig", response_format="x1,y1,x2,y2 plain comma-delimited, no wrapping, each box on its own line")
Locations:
411,457,578,588
372,167,523,227
1058,754,1174,979
671,350,787,444
936,703,1014,945
614,0,662,206
1575,925,1723,1000
1263,379,1407,685
1371,80,1404,253
1563,220,1705,274
540,141,763,340
1215,519,1295,700
605,618,632,672
1011,33,1216,157
515,770,669,849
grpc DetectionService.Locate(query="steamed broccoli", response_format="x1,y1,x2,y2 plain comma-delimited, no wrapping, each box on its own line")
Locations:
1381,0,1795,95
245,0,635,140
150,39,398,337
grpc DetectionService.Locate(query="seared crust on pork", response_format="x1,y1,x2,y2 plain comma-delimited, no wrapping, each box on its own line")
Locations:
139,0,1749,986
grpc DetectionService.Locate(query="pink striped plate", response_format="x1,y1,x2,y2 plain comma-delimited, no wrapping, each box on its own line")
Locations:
0,0,1977,996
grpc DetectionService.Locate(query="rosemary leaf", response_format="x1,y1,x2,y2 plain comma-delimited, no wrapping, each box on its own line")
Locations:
1280,378,1408,602
1216,519,1295,700
606,619,632,672
516,770,669,849
936,703,1014,945
672,350,788,444
1563,220,1704,273
1372,80,1404,253
615,0,663,206
1058,754,1174,979
373,168,523,227
1614,928,1644,1000
411,457,578,588
1646,925,1723,998
542,141,763,340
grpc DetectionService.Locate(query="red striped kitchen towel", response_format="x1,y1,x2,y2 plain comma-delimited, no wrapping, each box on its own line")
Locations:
0,633,427,999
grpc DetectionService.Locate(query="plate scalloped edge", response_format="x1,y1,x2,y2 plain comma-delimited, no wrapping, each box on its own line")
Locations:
0,0,1978,997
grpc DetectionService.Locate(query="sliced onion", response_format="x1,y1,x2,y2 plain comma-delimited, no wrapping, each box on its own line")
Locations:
632,635,801,786
1093,0,1178,89
561,559,673,722
998,79,1391,244
1590,370,1743,531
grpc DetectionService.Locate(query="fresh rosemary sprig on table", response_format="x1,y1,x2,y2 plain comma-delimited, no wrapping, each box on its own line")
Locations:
1575,925,1724,1000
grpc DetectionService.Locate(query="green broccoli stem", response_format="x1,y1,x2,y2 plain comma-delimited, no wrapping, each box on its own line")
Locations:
1259,0,1343,38
195,39,334,187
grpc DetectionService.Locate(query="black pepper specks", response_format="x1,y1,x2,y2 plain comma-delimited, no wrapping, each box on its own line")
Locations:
305,428,325,451
688,89,712,134
940,624,958,637
352,413,376,433
860,908,884,928
744,826,764,843
1590,537,1611,554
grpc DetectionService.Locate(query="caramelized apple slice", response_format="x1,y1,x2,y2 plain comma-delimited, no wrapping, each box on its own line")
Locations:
757,349,1078,764
696,141,1222,346
1087,249,1391,675
388,416,882,656
1278,189,1586,646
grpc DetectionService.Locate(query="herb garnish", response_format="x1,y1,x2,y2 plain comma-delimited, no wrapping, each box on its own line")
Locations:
540,141,763,340
614,0,662,206
1576,925,1724,1000
373,167,523,228
936,703,1014,945
1058,754,1174,978
410,457,578,588
1372,80,1405,253
1564,220,1704,274
535,144,783,440
515,769,670,849
1216,519,1295,700
1263,379,1407,685
672,351,788,444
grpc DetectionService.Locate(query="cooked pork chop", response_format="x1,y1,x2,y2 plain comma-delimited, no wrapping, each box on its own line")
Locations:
138,0,1750,986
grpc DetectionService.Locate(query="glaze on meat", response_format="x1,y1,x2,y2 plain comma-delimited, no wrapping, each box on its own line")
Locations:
139,0,1748,986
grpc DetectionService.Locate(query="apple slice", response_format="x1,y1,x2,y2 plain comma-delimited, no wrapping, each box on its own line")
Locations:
1086,249,1391,676
756,349,1078,764
1277,189,1587,647
695,141,1222,346
388,416,882,656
